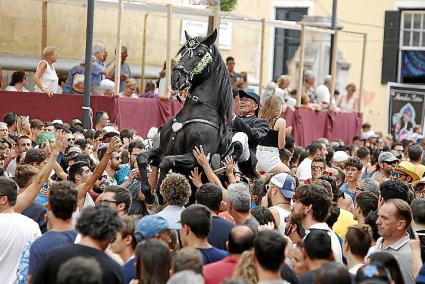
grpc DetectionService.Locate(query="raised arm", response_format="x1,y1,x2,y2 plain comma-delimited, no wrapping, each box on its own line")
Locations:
233,116,269,144
77,137,120,200
14,132,64,213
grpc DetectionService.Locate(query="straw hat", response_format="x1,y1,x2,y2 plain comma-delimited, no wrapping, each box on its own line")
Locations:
395,161,420,181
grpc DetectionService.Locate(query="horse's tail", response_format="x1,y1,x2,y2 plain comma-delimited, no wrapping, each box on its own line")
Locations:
218,119,233,155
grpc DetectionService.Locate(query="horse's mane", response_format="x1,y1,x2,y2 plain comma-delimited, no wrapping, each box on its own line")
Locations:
209,44,233,151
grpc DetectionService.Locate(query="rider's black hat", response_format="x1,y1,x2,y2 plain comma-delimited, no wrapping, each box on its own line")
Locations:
238,89,260,106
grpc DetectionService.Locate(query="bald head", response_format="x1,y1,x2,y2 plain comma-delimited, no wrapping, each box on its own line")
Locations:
228,225,255,254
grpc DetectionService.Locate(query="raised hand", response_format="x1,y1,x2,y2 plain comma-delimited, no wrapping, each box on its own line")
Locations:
224,155,234,176
189,167,203,188
193,145,210,168
52,130,64,154
106,136,121,154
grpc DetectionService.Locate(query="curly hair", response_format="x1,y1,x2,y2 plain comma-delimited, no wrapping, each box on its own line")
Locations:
233,250,258,284
344,157,363,171
294,184,332,222
76,205,123,241
160,173,191,206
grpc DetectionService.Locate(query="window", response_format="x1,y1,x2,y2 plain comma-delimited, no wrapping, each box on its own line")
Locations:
401,11,425,48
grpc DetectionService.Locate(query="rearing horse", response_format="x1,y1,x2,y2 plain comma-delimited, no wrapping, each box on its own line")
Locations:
137,29,233,202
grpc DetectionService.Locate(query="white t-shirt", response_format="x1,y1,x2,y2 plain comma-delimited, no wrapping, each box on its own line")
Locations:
316,84,331,104
0,213,41,284
296,157,312,181
5,86,29,92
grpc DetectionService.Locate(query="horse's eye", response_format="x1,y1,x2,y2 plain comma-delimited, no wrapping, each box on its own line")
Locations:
197,53,204,57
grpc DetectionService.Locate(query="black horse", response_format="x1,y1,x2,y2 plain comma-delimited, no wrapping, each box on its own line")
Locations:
137,29,233,202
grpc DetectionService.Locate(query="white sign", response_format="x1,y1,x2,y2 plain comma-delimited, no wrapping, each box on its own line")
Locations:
180,20,233,50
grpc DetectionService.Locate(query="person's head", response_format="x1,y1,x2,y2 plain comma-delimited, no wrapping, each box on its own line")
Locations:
226,56,235,71
180,204,212,246
344,157,363,183
360,179,381,198
266,172,296,206
365,211,380,242
304,70,315,86
346,83,357,95
354,191,379,221
76,205,123,250
17,116,30,135
309,141,327,159
47,181,78,220
93,111,109,129
408,143,423,162
377,199,412,240
411,198,425,226
111,215,137,255
357,147,371,164
277,75,291,89
0,177,18,208
311,156,326,181
238,90,260,116
144,80,156,93
42,46,58,63
279,148,292,165
99,186,131,215
343,224,372,260
159,173,191,206
124,78,138,96
251,207,276,227
368,252,404,284
10,71,27,86
3,112,17,132
377,152,398,177
393,161,419,183
57,256,102,284
292,184,332,225
195,183,222,213
314,262,351,284
233,250,258,284
317,176,338,203
303,229,333,261
68,161,91,185
30,119,44,140
171,247,204,275
258,95,283,124
92,42,106,61
14,165,39,188
167,271,204,284
23,148,48,169
120,46,128,63
106,151,122,171
379,180,409,205
227,182,251,214
253,230,287,273
128,140,145,167
134,214,179,245
135,239,171,284
228,225,255,255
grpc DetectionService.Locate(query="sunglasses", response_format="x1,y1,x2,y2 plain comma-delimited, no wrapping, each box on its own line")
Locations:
67,138,76,142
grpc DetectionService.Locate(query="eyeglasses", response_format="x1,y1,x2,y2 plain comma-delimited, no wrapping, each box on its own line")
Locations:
311,166,324,170
99,175,107,181
266,184,277,191
391,171,408,179
19,143,32,147
112,156,121,161
67,138,75,142
99,199,117,205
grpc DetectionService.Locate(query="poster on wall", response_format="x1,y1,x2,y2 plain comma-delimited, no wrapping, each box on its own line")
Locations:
388,83,425,141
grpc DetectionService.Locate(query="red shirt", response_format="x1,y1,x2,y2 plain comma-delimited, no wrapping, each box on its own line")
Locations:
203,255,239,284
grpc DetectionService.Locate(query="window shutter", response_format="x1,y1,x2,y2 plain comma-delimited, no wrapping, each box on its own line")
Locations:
381,10,401,84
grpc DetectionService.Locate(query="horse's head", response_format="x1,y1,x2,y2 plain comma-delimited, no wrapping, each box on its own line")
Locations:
171,29,217,91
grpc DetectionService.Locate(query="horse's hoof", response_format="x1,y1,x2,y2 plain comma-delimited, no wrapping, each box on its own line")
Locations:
210,153,221,171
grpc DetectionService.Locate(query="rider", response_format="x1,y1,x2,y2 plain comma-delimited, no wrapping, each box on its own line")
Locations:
216,89,269,177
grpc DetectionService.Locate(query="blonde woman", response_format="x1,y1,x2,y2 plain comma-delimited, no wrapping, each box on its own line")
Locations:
34,46,59,97
233,250,258,284
338,83,359,112
256,96,291,174
16,116,31,136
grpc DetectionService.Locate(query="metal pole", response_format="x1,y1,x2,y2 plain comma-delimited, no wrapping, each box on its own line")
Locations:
296,24,306,108
140,13,149,94
82,0,94,129
328,0,337,74
259,18,266,98
165,4,172,97
329,30,339,111
358,33,367,113
114,0,124,95
41,0,47,51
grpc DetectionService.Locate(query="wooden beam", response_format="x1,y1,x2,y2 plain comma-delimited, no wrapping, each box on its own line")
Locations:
114,0,124,95
296,24,306,108
258,18,266,98
41,0,47,51
358,33,367,113
165,4,172,97
329,30,339,111
140,13,149,94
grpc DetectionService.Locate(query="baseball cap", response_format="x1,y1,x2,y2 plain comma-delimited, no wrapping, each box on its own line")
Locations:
378,151,399,163
333,151,349,163
269,173,296,199
395,161,420,181
103,125,119,135
71,119,83,126
238,89,260,106
135,215,180,241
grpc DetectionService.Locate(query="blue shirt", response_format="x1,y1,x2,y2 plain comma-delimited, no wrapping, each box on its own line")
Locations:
64,65,84,94
22,202,47,233
198,246,229,265
208,216,235,250
115,164,131,185
340,183,355,199
123,256,136,284
91,60,105,86
28,230,77,275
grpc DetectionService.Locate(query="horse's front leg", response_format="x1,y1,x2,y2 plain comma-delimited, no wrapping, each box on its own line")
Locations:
137,149,162,204
156,153,196,204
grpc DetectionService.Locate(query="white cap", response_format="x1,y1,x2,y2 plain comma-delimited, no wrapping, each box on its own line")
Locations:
333,151,349,163
103,125,119,134
52,119,63,124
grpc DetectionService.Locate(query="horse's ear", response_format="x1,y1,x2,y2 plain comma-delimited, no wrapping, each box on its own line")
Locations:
203,29,217,46
185,30,191,41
